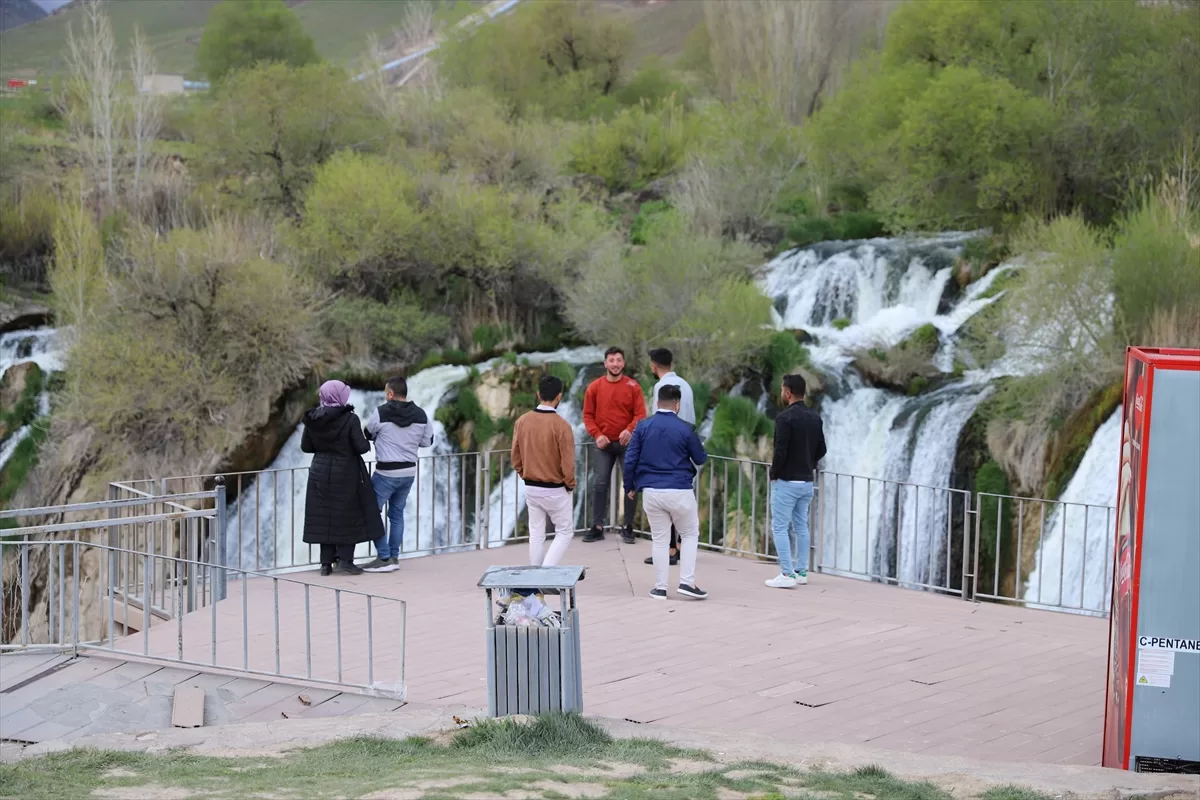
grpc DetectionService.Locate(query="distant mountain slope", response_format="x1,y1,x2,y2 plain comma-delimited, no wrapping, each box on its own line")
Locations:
0,0,47,33
0,0,481,79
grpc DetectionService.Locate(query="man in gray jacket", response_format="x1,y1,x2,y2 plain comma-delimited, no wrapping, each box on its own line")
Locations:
361,376,434,572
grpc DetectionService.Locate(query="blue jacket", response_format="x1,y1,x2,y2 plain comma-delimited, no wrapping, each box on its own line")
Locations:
623,411,707,493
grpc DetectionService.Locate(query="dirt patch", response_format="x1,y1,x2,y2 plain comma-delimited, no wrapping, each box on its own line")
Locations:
359,791,423,800
101,768,139,778
724,769,773,781
548,762,645,779
92,787,199,800
462,791,543,800
667,758,715,774
531,783,608,799
716,789,754,800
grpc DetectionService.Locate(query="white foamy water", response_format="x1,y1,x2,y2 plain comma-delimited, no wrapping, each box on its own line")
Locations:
764,235,1009,588
231,347,605,568
1023,408,1120,613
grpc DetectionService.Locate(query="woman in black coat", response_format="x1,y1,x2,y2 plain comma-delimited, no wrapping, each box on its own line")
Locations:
301,380,385,575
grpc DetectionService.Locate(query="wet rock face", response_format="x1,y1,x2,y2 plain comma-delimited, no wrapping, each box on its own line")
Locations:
0,293,52,335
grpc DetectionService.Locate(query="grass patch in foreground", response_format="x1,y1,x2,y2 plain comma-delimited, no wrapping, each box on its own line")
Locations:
0,714,1062,800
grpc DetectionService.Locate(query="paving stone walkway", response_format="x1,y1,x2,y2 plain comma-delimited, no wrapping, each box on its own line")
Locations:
112,538,1108,765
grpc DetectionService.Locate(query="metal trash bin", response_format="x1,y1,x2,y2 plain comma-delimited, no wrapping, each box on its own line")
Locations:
479,565,584,716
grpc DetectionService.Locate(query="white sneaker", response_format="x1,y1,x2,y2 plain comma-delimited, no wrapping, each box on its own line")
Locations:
765,573,797,589
793,571,808,585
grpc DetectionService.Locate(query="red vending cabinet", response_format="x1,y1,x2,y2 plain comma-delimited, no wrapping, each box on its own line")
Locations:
1102,347,1200,772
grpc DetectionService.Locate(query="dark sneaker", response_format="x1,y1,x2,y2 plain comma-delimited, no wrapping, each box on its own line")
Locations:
643,553,679,566
677,584,708,599
363,558,399,573
621,529,636,545
582,526,605,543
320,565,333,577
648,588,667,600
339,562,364,575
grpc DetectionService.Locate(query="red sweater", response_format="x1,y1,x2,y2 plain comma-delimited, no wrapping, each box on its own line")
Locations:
583,376,646,441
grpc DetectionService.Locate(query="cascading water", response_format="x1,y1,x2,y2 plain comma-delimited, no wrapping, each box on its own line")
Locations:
1024,408,1121,613
230,346,604,568
473,347,604,545
764,234,1000,587
0,328,63,474
225,367,466,570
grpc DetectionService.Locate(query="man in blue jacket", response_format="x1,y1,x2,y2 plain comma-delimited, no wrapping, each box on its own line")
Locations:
624,384,709,601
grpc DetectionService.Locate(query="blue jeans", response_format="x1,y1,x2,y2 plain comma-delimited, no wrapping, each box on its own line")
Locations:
372,473,414,560
771,480,814,575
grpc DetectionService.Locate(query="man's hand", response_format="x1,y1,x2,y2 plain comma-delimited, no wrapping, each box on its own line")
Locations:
627,490,636,500
595,435,611,449
618,429,632,446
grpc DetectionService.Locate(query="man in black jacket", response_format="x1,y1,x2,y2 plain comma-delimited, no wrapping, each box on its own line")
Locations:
767,374,826,589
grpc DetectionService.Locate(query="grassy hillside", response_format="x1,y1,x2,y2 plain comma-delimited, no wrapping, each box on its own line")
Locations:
0,0,478,79
599,0,705,67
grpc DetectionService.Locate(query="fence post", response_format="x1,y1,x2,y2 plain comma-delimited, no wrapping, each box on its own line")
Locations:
481,451,492,549
214,477,228,602
814,471,823,574
967,492,983,602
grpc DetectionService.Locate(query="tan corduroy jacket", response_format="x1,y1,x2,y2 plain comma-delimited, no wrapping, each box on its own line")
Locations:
511,408,576,491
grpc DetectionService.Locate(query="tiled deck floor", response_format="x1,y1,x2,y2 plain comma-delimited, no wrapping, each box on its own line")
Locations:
121,539,1109,765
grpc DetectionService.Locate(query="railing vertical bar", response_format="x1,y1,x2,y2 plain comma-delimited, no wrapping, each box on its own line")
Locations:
1036,502,1047,604
367,595,374,687
736,465,743,552
1056,501,1069,606
272,470,278,570
750,464,757,556
445,454,452,551
336,589,343,683
73,538,80,647
944,489,952,590
291,469,296,568
850,477,857,575
254,477,261,571
211,574,218,666
47,544,56,643
237,472,244,571
273,578,281,675
993,495,1002,595
21,541,31,647
142,554,152,655
177,558,185,661
1015,499,1025,602
1080,505,1090,609
305,583,312,679
242,571,249,670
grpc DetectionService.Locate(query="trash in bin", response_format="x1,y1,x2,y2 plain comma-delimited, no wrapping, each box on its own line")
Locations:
479,565,585,716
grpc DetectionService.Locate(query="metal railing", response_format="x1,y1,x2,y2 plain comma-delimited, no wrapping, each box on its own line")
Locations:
102,447,1116,618
0,539,404,699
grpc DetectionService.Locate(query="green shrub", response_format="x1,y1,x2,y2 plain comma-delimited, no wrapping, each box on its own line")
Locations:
0,364,43,435
502,351,519,365
0,417,50,507
325,295,450,366
907,323,939,353
787,216,838,247
471,324,511,353
442,348,469,365
832,318,852,330
707,395,772,457
630,199,671,245
416,351,444,372
510,392,536,412
567,100,690,192
907,376,930,395
0,180,56,265
975,460,1012,579
546,362,576,389
836,211,887,240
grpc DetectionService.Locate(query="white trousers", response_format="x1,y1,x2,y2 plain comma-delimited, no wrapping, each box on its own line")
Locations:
642,489,699,590
527,489,575,567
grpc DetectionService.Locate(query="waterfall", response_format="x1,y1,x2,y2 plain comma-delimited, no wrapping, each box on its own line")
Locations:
763,234,995,586
225,368,466,570
473,347,604,545
1023,408,1121,613
1,328,63,474
0,327,63,377
229,346,604,569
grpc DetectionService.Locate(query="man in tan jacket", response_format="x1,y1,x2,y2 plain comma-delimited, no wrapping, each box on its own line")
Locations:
511,375,577,566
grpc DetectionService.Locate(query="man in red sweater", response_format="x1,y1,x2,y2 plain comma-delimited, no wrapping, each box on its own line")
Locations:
582,346,646,543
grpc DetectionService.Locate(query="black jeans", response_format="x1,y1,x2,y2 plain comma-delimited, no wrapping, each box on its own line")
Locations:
319,544,356,566
591,442,636,534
